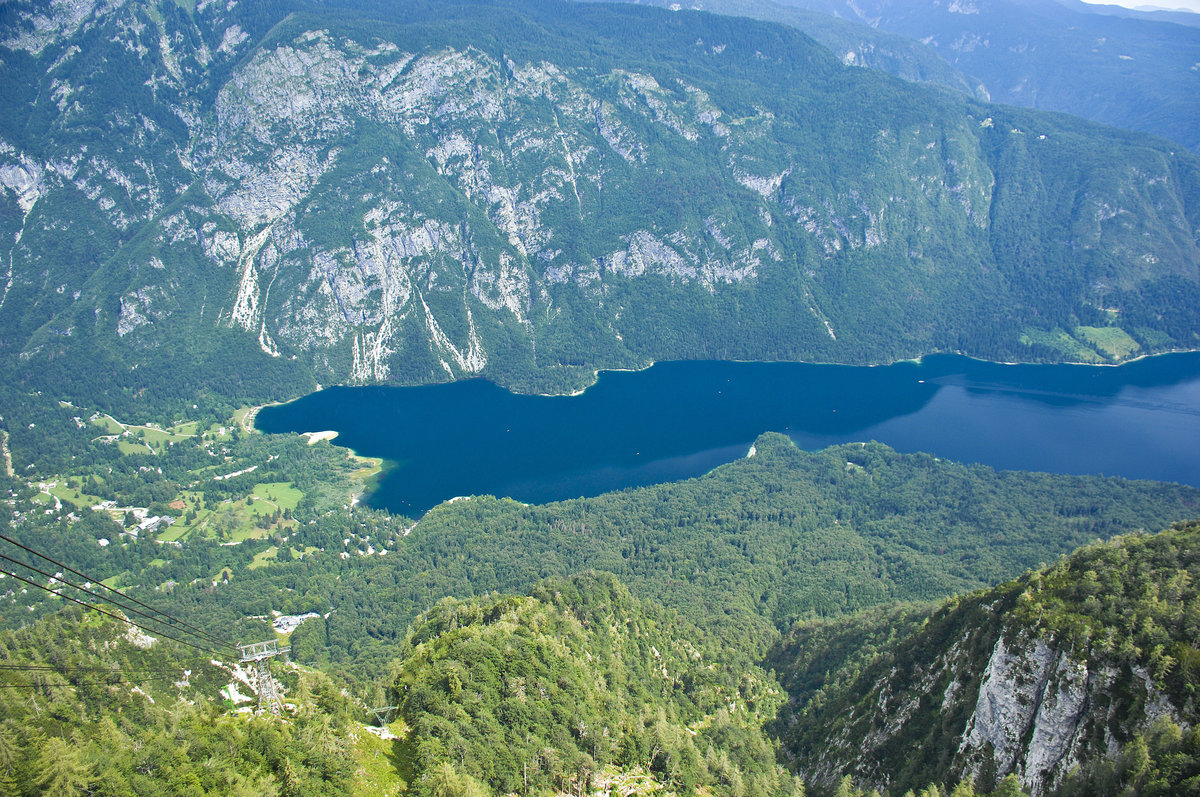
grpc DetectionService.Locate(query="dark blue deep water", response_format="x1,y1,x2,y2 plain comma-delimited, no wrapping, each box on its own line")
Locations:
256,353,1200,516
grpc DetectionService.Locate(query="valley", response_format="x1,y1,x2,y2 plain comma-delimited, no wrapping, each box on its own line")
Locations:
1,0,1199,794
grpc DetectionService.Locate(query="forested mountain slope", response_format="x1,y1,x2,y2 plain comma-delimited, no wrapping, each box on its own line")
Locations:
771,518,1200,796
387,572,804,796
1,0,1199,412
580,0,990,97
0,607,364,796
7,501,1200,795
0,572,806,797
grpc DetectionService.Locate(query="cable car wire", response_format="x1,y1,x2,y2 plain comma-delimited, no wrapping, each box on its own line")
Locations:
0,564,228,656
0,550,233,652
0,531,230,647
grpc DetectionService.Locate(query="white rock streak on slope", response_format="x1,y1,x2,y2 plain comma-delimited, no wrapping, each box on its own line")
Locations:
418,291,486,375
1,244,14,315
230,226,272,332
0,156,46,313
257,267,282,357
553,108,584,219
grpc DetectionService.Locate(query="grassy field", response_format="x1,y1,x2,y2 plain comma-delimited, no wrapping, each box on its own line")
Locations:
131,425,193,448
1075,325,1141,360
1020,328,1104,362
90,411,203,454
248,546,280,570
156,517,196,542
90,414,125,435
228,523,273,543
352,721,409,797
116,439,155,455
155,482,302,543
47,482,106,508
251,482,303,512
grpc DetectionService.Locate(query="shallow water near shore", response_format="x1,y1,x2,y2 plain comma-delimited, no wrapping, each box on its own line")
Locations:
256,352,1200,515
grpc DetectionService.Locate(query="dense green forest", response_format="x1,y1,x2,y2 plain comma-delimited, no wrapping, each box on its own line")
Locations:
0,568,1036,796
0,607,361,797
390,572,803,796
8,510,1200,794
154,433,1200,679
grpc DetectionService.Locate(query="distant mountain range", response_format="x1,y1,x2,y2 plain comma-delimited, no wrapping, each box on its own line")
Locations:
609,0,1200,151
704,0,1200,150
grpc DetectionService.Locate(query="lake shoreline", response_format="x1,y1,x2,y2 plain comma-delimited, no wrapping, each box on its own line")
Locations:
541,346,1200,400
256,350,1200,514
251,347,1200,415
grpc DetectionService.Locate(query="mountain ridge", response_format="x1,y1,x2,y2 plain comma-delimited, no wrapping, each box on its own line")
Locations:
2,0,1199,416
764,0,1200,151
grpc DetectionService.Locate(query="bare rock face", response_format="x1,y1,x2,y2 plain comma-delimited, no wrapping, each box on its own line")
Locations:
786,596,1190,796
956,633,1089,794
117,26,810,382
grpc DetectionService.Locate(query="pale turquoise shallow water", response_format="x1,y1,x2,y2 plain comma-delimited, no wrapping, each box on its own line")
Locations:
256,352,1200,516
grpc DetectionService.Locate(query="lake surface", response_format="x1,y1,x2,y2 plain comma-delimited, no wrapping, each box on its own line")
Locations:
256,353,1200,516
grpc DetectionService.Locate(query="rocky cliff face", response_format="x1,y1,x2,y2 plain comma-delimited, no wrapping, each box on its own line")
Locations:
774,522,1200,796
942,626,1179,795
2,0,1199,404
199,32,790,381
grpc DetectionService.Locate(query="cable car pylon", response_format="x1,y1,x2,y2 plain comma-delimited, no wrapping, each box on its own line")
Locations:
237,640,289,715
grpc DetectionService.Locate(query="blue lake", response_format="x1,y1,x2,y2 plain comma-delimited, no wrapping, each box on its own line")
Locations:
255,353,1200,516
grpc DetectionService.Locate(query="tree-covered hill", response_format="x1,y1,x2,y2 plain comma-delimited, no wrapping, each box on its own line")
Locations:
0,572,802,797
771,518,1200,796
1,0,1199,414
388,571,803,796
0,607,363,797
9,518,1200,796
